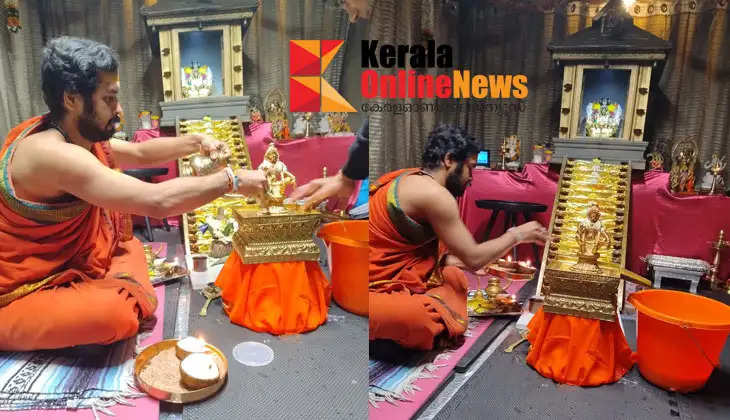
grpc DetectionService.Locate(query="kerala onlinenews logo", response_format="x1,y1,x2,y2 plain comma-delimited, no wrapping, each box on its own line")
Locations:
289,40,356,112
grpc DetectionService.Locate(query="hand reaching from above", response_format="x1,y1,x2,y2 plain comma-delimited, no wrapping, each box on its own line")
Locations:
289,171,357,210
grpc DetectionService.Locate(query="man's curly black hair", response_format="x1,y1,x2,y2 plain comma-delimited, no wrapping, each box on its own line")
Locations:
41,37,119,121
422,125,480,169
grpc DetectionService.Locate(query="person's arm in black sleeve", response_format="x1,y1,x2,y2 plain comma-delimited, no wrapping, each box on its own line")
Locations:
341,118,369,180
289,117,369,209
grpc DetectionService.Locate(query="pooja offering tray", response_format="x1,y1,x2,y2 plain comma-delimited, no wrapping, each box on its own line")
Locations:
144,245,189,285
176,117,256,256
467,276,523,317
537,158,632,321
489,258,537,281
487,265,534,281
134,339,228,403
150,266,190,286
467,289,522,317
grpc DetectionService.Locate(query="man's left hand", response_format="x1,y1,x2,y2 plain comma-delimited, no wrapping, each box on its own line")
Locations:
195,134,231,161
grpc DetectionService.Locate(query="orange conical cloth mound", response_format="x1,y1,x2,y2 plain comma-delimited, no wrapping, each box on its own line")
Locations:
215,251,331,335
526,308,636,386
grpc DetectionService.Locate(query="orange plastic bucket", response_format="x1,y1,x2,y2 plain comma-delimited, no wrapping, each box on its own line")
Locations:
628,289,730,392
318,220,368,316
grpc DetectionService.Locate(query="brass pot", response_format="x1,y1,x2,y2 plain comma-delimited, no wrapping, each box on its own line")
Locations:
191,154,226,176
485,277,512,300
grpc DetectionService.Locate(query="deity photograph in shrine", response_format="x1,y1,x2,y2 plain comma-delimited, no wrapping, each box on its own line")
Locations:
579,69,630,138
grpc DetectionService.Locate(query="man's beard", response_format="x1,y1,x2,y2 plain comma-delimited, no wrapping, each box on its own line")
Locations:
445,162,467,197
77,106,119,142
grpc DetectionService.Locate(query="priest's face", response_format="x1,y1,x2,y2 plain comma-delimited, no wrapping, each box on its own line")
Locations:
76,71,122,142
445,155,476,198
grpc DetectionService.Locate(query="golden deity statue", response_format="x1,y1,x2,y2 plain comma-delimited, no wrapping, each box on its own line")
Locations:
257,144,296,213
264,89,290,140
572,203,610,273
648,151,664,170
326,112,351,135
670,137,698,194
705,153,726,196
500,135,520,170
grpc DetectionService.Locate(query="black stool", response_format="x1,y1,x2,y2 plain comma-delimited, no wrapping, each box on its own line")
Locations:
123,168,171,242
475,199,548,263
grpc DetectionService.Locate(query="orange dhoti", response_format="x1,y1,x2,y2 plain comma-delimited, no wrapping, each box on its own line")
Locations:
0,116,157,351
369,266,467,351
369,169,468,351
215,251,331,335
526,308,636,386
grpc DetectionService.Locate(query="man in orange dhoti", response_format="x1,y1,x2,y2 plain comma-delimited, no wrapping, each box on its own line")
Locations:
369,125,549,351
0,37,266,351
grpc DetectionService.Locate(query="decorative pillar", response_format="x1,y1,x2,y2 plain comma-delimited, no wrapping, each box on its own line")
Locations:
644,1,673,40
631,1,649,31
566,1,588,35
586,2,603,28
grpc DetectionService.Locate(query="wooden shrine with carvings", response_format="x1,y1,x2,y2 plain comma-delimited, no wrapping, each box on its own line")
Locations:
548,0,671,169
140,0,258,126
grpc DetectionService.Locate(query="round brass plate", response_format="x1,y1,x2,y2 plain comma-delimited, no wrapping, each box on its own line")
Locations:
134,339,228,403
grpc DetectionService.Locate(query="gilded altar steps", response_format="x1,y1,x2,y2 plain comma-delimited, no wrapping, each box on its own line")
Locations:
175,117,256,255
536,158,635,321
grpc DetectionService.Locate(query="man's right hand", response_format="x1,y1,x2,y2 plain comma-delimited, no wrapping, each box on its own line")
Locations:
234,169,268,195
508,221,550,245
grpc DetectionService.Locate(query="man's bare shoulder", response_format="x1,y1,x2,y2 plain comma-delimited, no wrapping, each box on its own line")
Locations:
17,129,71,156
398,174,456,214
19,128,60,144
14,130,99,183
12,130,62,169
18,130,92,165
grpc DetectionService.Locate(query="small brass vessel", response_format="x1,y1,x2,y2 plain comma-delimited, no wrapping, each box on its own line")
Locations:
190,154,226,176
485,276,511,299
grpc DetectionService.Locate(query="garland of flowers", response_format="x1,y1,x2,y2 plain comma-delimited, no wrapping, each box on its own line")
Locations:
5,0,21,33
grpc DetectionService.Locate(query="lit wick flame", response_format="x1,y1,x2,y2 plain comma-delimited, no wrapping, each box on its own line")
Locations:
507,255,512,262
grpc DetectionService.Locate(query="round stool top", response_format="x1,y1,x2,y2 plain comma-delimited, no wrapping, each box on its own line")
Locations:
475,199,547,213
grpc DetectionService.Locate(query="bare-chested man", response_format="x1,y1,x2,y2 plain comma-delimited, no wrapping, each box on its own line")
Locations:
369,125,548,350
0,37,266,351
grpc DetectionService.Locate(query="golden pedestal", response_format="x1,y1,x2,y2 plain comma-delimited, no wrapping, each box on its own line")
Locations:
232,209,322,264
542,264,621,322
